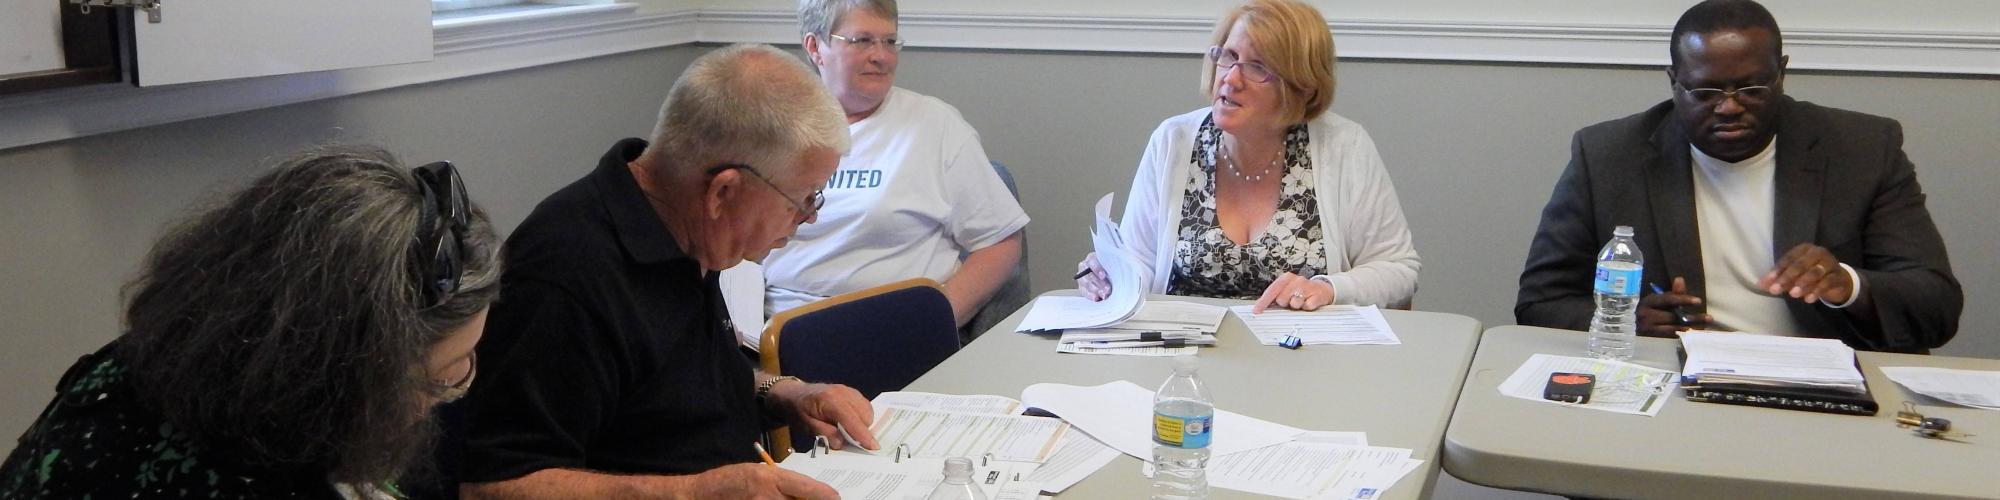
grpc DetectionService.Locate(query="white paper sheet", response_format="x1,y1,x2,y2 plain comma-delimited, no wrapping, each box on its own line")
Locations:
1021,429,1121,493
1229,305,1400,345
1055,342,1203,357
1210,439,1414,499
1313,458,1424,500
1020,380,1303,459
1498,353,1679,416
869,406,1069,463
1016,193,1148,331
1880,366,2000,410
874,392,1022,415
780,452,1044,500
1680,331,1865,389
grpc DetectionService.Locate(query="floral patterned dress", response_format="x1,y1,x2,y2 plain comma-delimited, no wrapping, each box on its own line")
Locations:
1165,115,1327,299
0,345,347,499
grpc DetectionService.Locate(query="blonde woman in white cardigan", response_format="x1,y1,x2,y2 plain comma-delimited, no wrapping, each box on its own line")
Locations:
1075,0,1419,312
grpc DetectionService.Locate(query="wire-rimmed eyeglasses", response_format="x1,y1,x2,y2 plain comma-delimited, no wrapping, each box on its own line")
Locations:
1674,80,1776,106
708,163,824,225
1207,46,1276,84
827,33,905,54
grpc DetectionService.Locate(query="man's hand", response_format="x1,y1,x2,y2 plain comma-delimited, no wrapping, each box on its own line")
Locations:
768,380,880,451
1759,243,1854,305
1638,277,1710,338
682,463,840,500
1252,272,1335,313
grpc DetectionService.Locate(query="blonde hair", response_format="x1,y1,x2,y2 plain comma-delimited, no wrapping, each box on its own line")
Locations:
1200,0,1337,125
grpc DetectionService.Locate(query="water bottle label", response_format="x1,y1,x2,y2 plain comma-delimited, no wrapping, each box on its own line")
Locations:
1594,263,1641,295
1152,412,1212,449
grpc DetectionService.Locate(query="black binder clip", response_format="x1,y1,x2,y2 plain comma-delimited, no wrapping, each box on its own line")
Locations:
1895,402,1974,442
1278,334,1303,350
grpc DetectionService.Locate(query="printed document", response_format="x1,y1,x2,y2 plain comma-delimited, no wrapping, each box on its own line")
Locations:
1020,380,1303,458
1229,305,1400,345
1680,331,1866,390
780,452,1044,500
1880,366,2000,410
1020,429,1121,493
1499,354,1679,416
1017,194,1148,331
1209,435,1416,499
869,406,1068,463
874,392,1021,415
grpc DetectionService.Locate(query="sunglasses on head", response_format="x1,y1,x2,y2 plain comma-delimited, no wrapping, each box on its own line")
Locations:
413,161,470,309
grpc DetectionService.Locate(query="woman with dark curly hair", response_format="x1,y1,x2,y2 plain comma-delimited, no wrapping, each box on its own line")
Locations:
0,148,502,499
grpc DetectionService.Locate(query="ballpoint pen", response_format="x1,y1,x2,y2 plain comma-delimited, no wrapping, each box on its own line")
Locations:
1648,282,1693,326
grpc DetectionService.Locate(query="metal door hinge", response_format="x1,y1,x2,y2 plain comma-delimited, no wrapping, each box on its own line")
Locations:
71,0,161,23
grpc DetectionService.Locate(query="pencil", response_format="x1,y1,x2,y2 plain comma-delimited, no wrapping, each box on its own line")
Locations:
753,441,777,466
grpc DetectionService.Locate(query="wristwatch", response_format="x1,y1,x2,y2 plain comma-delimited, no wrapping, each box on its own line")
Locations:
756,375,801,412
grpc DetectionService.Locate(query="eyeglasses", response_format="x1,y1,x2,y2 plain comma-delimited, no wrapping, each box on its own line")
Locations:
1674,80,1776,106
412,161,470,309
708,163,824,225
827,33,905,53
430,351,476,403
1207,46,1276,84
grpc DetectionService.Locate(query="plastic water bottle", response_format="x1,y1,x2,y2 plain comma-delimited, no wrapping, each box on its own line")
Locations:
923,457,989,500
1588,225,1644,361
1150,355,1212,500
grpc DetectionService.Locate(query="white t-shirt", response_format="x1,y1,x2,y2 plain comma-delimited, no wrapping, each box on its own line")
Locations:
761,87,1029,316
1690,141,1802,336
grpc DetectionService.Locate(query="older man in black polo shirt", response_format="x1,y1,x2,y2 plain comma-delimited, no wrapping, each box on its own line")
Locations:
458,44,874,499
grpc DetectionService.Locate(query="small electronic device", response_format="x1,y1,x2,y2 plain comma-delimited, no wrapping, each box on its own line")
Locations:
1543,372,1596,404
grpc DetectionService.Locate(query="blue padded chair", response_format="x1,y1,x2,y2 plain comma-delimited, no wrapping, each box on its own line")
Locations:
759,277,960,455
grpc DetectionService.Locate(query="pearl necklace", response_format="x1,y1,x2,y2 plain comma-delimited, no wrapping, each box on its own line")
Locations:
1216,139,1281,182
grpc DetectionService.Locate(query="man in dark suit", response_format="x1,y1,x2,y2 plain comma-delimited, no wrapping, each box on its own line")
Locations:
1516,0,1961,353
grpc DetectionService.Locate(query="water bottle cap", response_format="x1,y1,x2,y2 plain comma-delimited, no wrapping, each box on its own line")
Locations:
943,457,974,477
1613,225,1634,237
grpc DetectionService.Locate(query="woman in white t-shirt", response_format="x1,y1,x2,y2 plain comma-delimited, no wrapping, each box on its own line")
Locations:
1075,0,1420,311
760,0,1030,330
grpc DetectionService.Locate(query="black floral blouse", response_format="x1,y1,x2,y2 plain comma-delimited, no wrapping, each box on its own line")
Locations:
0,345,347,499
1166,115,1327,299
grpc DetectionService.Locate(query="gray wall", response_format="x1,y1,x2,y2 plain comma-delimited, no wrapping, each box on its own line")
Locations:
0,46,704,457
0,44,1993,472
885,48,1998,359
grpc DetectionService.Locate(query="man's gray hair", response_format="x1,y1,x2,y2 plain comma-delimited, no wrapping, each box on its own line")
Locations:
798,0,898,37
646,43,849,179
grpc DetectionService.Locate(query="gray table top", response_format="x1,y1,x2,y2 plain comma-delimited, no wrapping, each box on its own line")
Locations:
1443,325,2000,499
905,292,1483,499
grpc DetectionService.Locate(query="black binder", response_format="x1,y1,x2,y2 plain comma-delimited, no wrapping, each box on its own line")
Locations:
1676,346,1880,416
1680,380,1879,416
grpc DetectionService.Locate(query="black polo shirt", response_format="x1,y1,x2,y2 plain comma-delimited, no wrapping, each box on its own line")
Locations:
460,138,760,482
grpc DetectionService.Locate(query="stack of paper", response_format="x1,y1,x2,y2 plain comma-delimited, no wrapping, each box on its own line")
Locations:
1052,301,1228,356
1017,193,1150,332
1498,353,1679,416
1680,331,1867,392
1020,380,1305,458
1229,305,1400,346
1209,432,1423,500
863,392,1122,494
1880,367,2000,410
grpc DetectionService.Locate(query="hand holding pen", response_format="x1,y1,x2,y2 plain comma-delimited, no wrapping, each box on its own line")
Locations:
1638,277,1711,338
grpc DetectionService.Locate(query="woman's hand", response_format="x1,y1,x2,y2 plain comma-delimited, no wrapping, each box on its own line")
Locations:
1252,272,1334,313
1076,253,1112,301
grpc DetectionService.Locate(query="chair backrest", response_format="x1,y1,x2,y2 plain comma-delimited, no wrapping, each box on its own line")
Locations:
965,160,1031,342
760,278,960,453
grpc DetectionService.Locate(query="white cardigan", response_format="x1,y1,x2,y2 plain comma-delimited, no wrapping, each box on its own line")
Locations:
1116,108,1421,307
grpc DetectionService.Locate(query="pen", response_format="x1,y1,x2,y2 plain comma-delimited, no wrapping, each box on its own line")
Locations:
1648,282,1692,326
1073,268,1091,280
753,441,777,467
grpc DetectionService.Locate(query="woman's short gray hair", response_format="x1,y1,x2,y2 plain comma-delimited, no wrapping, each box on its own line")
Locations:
646,43,849,179
798,0,898,37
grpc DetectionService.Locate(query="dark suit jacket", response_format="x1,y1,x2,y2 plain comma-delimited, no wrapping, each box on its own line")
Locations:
1516,97,1961,353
